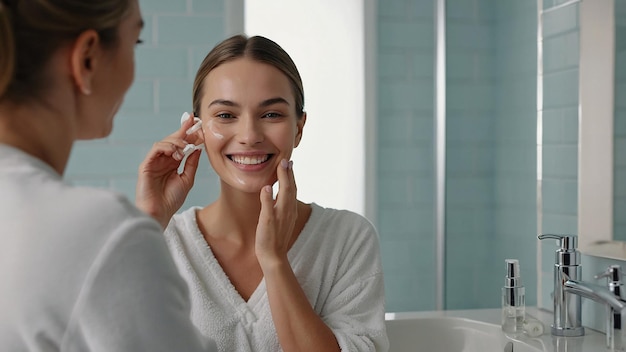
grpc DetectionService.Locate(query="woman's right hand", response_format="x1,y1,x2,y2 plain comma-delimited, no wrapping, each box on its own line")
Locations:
135,114,202,229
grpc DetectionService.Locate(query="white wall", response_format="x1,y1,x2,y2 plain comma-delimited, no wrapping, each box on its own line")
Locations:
245,0,367,215
578,0,614,250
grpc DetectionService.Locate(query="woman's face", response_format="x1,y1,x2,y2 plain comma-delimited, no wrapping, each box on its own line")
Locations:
198,57,305,194
77,0,143,139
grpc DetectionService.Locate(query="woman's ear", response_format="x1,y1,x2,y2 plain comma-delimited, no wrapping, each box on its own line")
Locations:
294,112,306,148
70,30,100,96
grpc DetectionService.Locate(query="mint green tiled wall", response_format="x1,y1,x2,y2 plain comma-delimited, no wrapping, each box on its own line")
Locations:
445,0,537,310
445,0,496,310
538,1,580,311
377,0,437,312
615,0,626,241
378,0,538,312
65,0,226,209
493,0,538,308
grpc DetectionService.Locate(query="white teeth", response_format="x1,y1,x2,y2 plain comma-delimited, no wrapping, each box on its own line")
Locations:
231,155,269,165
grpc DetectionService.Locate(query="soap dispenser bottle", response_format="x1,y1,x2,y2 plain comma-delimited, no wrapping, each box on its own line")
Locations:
502,259,525,333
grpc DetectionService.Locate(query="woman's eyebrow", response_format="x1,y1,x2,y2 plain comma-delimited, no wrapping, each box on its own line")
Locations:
207,97,289,108
259,97,290,108
208,99,239,108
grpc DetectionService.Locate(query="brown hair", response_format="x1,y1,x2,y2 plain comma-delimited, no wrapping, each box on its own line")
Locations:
192,35,305,119
0,0,132,103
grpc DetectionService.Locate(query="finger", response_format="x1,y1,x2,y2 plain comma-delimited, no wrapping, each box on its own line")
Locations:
154,139,188,151
152,141,187,161
275,159,296,209
286,160,296,194
258,185,275,232
179,149,201,185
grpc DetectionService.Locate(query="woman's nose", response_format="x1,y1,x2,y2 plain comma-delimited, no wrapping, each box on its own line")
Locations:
237,118,264,145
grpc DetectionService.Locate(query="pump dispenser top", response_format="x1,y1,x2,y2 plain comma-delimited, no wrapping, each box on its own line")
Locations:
502,259,525,333
505,259,521,286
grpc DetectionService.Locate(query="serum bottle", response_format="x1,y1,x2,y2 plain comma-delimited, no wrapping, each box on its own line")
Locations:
502,259,525,333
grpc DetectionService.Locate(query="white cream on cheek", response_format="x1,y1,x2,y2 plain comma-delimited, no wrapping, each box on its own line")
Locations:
206,120,224,140
206,119,247,185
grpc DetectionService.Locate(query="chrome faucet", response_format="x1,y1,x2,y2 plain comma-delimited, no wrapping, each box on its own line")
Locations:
538,234,626,341
595,264,626,349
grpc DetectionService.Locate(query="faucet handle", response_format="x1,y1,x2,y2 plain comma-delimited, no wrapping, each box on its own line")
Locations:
595,265,626,286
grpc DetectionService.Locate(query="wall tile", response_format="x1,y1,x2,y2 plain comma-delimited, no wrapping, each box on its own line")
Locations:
378,81,434,110
378,21,434,50
191,0,224,13
157,15,224,46
542,31,579,72
378,0,409,19
542,144,578,179
119,80,155,113
543,69,579,108
378,145,433,175
135,47,190,79
542,2,579,38
542,107,579,144
140,0,187,14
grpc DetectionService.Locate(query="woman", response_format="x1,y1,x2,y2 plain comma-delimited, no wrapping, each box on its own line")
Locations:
0,1,215,350
137,35,389,352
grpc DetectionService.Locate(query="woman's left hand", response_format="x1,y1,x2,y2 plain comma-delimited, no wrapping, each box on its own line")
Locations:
255,159,298,269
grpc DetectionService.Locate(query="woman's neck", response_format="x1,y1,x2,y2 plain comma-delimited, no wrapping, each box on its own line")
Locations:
199,187,265,244
0,100,75,175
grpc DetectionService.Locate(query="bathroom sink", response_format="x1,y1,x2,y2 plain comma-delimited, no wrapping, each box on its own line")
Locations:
385,315,541,352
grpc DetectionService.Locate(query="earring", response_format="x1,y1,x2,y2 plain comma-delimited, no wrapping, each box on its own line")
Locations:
81,86,92,96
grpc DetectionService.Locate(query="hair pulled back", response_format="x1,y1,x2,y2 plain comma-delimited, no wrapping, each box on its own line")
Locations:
0,0,132,103
193,35,305,119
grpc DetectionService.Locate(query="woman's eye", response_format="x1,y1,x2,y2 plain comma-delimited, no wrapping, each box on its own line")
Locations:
263,112,282,119
217,113,234,119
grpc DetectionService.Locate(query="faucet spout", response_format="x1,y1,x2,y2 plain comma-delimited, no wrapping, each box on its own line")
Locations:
565,279,626,349
564,279,626,311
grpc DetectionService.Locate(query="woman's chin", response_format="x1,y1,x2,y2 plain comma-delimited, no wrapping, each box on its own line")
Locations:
225,178,277,195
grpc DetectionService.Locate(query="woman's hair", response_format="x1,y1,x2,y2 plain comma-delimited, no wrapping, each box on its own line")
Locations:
0,0,132,103
193,35,305,119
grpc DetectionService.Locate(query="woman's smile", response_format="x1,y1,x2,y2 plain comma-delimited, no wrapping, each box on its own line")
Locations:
227,153,274,170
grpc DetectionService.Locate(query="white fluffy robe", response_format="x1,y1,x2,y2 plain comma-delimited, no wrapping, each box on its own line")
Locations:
165,203,389,352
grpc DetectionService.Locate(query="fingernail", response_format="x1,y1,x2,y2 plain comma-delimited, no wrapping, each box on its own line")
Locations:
173,151,183,161
281,159,289,169
288,160,293,169
264,185,272,193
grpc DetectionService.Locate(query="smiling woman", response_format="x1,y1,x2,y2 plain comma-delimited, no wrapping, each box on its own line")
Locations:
135,34,389,352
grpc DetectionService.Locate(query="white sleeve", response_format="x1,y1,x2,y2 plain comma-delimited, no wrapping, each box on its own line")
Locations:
322,219,390,352
61,218,217,352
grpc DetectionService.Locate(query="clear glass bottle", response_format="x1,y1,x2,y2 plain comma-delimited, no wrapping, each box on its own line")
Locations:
502,259,525,333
